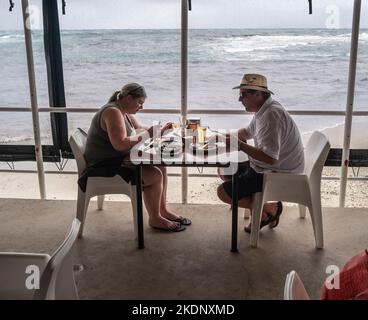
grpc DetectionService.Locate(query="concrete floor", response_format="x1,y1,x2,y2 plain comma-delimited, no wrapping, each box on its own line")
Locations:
0,198,367,300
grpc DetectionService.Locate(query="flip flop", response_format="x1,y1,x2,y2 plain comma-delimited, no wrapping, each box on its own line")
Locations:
152,223,186,232
244,212,274,234
244,202,283,234
170,216,192,226
269,201,283,229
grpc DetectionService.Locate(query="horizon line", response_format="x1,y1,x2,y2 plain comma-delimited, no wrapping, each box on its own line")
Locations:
2,27,368,31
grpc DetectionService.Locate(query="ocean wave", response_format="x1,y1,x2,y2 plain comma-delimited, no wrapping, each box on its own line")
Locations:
0,34,24,43
360,32,368,41
222,34,350,53
301,121,346,137
0,133,52,144
0,135,33,144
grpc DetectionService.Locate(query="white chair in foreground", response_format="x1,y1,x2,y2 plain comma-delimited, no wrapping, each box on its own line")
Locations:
69,128,138,239
284,270,311,300
250,131,331,248
0,219,81,300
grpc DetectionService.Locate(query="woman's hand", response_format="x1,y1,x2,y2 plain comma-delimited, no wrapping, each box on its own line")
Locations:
147,122,173,137
147,124,161,137
147,125,155,137
160,122,173,135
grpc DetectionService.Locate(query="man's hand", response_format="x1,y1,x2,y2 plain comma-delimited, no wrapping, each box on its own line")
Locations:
225,134,248,151
225,133,238,147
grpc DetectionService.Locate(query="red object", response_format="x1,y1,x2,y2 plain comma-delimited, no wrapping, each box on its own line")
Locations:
321,249,368,300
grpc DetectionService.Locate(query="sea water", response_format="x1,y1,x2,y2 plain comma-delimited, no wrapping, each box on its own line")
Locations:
0,28,367,145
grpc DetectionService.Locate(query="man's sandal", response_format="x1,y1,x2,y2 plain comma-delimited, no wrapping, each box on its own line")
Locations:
244,201,283,233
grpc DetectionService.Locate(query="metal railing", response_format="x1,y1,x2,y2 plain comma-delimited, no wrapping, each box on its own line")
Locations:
1,107,368,116
1,107,367,184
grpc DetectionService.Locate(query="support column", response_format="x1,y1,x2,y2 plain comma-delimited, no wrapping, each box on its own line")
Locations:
339,0,361,207
21,0,46,199
181,0,189,204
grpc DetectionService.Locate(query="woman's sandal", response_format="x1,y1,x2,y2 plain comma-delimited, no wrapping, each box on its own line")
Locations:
152,223,186,232
169,216,192,226
244,201,283,234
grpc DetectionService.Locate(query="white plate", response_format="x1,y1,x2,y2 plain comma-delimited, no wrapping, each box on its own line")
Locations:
189,142,218,153
156,141,183,157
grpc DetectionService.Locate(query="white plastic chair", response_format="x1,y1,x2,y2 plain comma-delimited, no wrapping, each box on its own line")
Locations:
69,128,138,239
284,270,311,300
0,219,81,300
250,131,331,248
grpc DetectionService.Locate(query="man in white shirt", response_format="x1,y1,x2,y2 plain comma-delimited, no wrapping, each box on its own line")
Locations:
217,74,305,233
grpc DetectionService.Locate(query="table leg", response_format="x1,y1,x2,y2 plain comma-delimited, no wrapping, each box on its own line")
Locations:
231,167,239,252
136,166,144,249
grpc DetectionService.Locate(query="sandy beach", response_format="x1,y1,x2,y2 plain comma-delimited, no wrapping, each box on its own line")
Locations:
0,166,367,207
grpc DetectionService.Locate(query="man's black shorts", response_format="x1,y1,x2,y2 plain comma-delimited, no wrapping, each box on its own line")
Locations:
222,161,263,199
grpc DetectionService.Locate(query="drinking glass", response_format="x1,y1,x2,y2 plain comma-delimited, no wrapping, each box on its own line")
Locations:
198,126,207,144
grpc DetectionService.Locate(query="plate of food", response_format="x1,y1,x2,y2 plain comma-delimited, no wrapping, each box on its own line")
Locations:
188,142,218,153
156,139,183,157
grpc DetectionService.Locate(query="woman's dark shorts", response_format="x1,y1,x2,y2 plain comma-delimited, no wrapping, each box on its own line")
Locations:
221,162,263,199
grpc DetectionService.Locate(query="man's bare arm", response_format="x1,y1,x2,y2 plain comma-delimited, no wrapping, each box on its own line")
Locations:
237,128,250,142
238,140,277,166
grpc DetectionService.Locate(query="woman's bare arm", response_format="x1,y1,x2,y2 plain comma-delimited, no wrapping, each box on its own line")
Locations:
101,108,145,151
128,114,146,130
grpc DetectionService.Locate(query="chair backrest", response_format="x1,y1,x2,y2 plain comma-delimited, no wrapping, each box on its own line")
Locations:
69,128,88,176
33,219,81,300
304,131,331,181
284,270,310,300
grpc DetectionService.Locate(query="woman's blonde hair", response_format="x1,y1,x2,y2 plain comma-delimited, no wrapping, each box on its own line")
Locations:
108,83,147,103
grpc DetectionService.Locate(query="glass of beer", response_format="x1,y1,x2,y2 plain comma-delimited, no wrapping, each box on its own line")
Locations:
198,126,207,144
187,123,197,131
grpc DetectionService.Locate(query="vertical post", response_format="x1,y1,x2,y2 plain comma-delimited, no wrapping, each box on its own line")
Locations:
231,168,239,252
21,0,46,199
136,167,144,249
339,0,361,207
181,0,188,204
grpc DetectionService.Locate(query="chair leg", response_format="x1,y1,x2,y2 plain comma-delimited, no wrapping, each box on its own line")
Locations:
97,195,105,210
308,191,324,249
130,186,138,241
76,188,90,238
250,192,264,248
298,204,307,219
312,200,324,249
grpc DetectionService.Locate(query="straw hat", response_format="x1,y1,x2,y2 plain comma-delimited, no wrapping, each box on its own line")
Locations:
233,74,274,95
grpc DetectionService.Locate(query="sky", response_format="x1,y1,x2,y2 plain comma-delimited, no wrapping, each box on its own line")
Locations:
0,0,367,30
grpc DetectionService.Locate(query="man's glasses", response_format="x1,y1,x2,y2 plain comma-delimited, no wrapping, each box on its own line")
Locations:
239,90,256,100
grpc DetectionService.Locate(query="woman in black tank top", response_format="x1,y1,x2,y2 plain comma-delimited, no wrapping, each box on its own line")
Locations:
87,83,191,232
